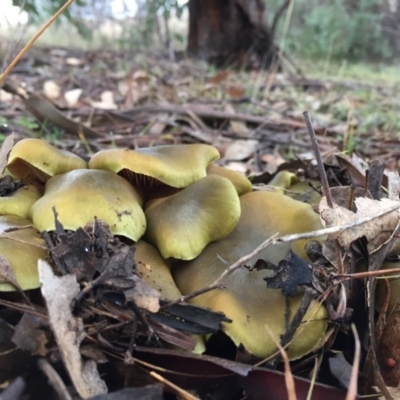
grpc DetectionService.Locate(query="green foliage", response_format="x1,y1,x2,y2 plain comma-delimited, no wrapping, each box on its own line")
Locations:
145,0,186,19
12,0,92,38
268,0,393,61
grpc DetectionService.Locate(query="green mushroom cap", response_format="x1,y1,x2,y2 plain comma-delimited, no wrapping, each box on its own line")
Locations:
89,144,220,190
7,138,87,183
144,175,241,260
0,215,48,291
30,169,146,241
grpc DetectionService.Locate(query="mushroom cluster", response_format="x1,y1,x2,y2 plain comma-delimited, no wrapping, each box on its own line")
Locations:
1,138,328,360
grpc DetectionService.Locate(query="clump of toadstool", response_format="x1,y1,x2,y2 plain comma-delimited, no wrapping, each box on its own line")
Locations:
0,137,329,362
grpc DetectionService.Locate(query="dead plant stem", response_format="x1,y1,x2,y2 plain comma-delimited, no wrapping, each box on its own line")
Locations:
346,324,360,400
0,0,75,85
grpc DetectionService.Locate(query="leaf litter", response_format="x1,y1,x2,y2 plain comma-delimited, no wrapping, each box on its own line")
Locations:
1,44,400,399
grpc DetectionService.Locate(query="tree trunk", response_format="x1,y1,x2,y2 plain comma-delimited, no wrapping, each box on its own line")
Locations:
381,0,400,58
187,0,278,68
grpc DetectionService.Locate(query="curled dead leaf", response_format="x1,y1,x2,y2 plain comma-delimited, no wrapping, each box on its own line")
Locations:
320,196,400,253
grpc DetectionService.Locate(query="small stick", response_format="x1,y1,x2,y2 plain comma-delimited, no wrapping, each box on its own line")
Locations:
265,325,297,400
37,358,72,400
150,371,199,400
303,111,333,208
346,324,360,400
304,112,345,273
333,267,400,283
0,0,75,85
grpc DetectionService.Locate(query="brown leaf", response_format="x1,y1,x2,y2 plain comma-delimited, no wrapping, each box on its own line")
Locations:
227,85,245,98
12,313,49,356
208,71,229,84
128,347,348,400
24,95,103,138
335,154,366,187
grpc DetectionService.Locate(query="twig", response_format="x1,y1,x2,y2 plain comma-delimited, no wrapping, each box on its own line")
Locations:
306,355,323,400
346,324,360,400
37,358,72,400
265,325,297,400
150,371,199,400
333,267,400,284
0,0,75,85
303,112,332,207
303,112,344,273
162,234,278,307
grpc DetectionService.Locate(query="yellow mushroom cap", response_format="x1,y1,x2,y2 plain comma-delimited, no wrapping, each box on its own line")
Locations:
134,240,182,301
268,171,299,191
7,138,87,183
174,266,326,359
89,144,220,189
0,215,48,291
29,169,146,241
269,171,321,206
172,191,327,359
144,175,241,260
0,183,43,219
207,164,252,196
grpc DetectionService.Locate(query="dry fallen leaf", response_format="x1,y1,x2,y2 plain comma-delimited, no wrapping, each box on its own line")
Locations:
208,71,229,84
320,196,400,253
66,57,82,66
225,104,249,136
388,171,400,201
43,80,61,100
12,313,49,356
64,88,83,108
224,139,258,161
39,260,107,398
90,91,118,110
227,85,245,98
0,89,13,102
